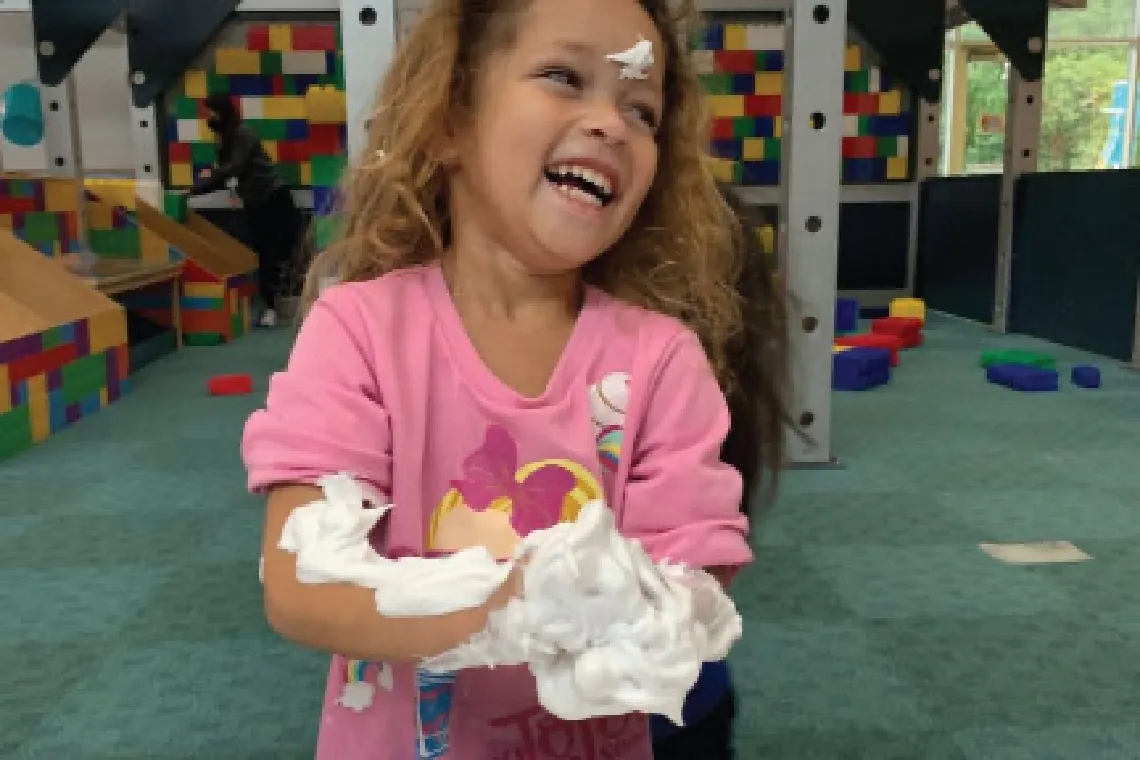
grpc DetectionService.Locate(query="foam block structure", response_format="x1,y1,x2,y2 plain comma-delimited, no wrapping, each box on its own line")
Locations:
835,297,859,334
833,346,891,391
834,332,901,366
1071,364,1101,389
986,363,1059,392
871,316,923,349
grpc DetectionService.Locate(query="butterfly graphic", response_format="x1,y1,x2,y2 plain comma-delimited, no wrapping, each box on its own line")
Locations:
450,426,577,536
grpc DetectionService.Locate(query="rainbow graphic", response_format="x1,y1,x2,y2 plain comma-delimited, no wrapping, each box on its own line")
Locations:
347,658,368,683
596,425,623,472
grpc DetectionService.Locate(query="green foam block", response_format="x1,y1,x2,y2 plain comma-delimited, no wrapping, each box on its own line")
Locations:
979,349,1056,370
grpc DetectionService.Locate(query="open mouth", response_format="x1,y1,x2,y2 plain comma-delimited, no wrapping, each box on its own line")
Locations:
543,163,616,208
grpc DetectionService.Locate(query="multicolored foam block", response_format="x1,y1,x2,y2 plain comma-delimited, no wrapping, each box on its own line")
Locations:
0,281,130,461
166,23,346,191
694,22,913,185
0,177,82,256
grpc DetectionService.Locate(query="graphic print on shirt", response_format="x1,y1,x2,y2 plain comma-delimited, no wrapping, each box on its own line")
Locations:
337,658,394,714
587,372,631,476
427,425,604,557
419,425,604,758
416,669,458,759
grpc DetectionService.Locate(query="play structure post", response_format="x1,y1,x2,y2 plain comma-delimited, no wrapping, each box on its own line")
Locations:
778,0,847,464
37,72,86,247
993,63,1044,334
338,0,398,161
906,94,942,295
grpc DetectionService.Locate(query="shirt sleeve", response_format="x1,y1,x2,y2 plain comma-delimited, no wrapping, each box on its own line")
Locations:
241,287,392,496
621,329,752,571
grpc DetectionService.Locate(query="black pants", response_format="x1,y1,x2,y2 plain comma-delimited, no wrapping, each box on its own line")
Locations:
652,688,736,760
246,186,302,309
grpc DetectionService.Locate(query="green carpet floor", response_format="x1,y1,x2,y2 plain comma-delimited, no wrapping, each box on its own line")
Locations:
2,314,1139,758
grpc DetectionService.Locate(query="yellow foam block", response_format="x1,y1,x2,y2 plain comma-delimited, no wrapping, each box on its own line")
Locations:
183,69,208,99
709,95,744,119
710,157,736,183
27,374,49,443
833,345,853,353
886,156,908,181
301,162,312,185
85,199,115,230
43,178,79,212
0,363,9,414
262,96,307,120
140,228,170,263
305,86,347,124
184,282,225,299
845,45,861,72
269,24,293,51
215,48,262,76
86,179,137,210
99,387,109,408
773,117,783,138
170,163,194,188
889,297,926,321
754,72,783,96
87,310,128,356
742,138,766,161
723,24,748,51
755,225,775,253
878,89,902,116
263,140,279,161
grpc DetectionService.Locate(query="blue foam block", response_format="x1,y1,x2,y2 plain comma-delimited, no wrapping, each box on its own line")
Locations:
835,297,860,334
1071,364,1101,388
833,346,891,391
986,363,1059,392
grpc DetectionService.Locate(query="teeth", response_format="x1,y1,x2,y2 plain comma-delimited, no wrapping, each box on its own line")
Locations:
552,182,605,206
550,163,614,197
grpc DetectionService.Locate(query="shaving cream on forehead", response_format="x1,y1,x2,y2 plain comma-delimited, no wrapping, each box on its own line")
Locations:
606,35,654,80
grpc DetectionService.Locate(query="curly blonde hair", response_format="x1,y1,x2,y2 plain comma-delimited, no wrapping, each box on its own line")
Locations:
304,0,744,387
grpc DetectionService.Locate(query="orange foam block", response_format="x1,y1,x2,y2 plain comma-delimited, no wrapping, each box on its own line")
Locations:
834,333,902,366
207,374,253,396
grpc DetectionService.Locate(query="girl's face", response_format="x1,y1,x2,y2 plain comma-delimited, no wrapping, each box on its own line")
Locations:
445,0,664,275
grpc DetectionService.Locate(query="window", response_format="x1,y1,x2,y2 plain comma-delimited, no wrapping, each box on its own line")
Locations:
1039,45,1131,171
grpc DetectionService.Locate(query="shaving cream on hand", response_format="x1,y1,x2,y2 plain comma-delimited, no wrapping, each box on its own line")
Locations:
278,473,512,617
278,475,743,723
422,501,743,724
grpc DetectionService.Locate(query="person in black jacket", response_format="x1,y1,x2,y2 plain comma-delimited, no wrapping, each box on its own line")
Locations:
190,92,303,327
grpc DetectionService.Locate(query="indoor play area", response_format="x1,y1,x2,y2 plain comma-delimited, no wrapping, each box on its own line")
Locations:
2,0,1139,757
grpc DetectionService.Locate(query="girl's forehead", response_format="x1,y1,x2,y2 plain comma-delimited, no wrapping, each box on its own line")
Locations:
518,0,662,51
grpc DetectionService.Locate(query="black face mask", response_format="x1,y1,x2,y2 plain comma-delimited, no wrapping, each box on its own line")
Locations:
207,117,224,133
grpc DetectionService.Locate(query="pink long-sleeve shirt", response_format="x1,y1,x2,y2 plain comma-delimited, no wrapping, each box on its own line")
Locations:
241,263,751,760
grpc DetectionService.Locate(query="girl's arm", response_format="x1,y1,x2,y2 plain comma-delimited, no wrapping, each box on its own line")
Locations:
244,285,517,662
261,484,517,662
621,329,753,576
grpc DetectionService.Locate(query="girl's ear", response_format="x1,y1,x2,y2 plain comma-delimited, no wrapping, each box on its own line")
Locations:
435,104,472,167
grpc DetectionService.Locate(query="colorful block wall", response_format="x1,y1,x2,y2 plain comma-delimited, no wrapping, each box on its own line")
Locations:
0,178,82,256
0,313,129,460
695,22,913,185
165,23,347,191
83,188,185,264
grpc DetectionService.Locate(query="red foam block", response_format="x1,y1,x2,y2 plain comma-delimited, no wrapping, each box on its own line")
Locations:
207,374,254,396
871,316,924,349
834,333,901,366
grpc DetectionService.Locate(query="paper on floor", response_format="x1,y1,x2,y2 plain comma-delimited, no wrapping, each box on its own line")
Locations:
979,540,1093,565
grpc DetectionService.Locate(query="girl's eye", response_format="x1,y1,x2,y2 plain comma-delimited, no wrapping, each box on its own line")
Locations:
542,66,583,89
631,104,659,130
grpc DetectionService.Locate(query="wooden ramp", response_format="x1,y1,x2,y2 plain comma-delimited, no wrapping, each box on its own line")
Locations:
0,230,130,460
